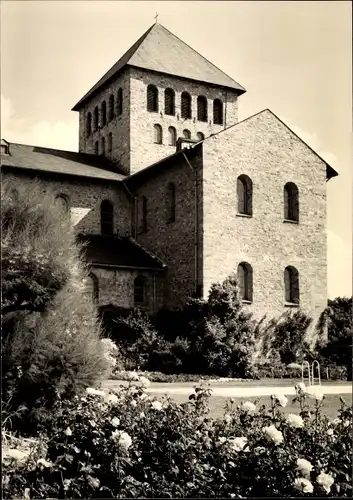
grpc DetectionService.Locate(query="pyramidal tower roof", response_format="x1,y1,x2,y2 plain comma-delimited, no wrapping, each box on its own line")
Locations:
72,23,246,110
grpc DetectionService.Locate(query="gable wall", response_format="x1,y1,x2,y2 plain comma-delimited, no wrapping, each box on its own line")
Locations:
129,150,203,309
129,67,239,174
202,110,327,338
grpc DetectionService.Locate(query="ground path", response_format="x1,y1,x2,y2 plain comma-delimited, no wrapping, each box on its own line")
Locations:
103,379,352,397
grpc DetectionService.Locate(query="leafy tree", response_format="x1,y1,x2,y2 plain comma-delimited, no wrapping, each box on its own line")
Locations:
1,177,108,434
318,297,353,379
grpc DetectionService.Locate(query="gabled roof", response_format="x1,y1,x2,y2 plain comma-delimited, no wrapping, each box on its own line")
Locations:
1,141,126,182
72,23,246,110
77,234,166,270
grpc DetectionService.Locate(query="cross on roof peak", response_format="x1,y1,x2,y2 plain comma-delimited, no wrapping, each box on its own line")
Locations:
154,13,159,24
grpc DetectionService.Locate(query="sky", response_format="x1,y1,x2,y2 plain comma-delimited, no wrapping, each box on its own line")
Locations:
1,0,352,299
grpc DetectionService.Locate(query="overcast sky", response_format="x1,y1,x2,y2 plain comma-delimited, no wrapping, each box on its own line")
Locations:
1,1,352,299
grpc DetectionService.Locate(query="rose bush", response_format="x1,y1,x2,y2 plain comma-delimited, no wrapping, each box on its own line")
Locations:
2,381,352,498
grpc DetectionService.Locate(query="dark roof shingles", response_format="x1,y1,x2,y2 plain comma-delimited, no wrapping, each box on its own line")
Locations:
78,234,166,269
73,23,245,110
1,143,126,181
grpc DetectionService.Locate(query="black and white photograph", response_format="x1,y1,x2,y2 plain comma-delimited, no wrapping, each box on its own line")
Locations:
1,1,352,498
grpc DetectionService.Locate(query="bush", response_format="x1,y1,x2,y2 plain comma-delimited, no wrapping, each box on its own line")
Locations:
1,178,109,434
317,297,352,380
2,380,352,498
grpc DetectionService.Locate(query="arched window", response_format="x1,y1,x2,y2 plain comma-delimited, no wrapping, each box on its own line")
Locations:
237,262,253,302
100,200,114,235
86,112,92,136
165,88,175,115
108,133,113,153
140,195,147,233
109,94,115,121
196,132,205,141
183,129,191,139
147,84,158,112
284,266,299,304
168,126,177,146
101,101,107,127
154,124,163,144
284,182,299,222
166,182,176,223
197,96,208,122
100,136,105,156
94,141,99,155
237,175,253,216
84,273,99,303
94,106,99,131
55,194,70,215
134,276,146,307
117,88,123,116
181,91,192,119
213,99,223,125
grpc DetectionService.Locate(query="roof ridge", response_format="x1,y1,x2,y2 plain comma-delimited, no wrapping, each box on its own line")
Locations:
72,24,155,110
156,23,245,91
1,140,79,154
127,236,167,267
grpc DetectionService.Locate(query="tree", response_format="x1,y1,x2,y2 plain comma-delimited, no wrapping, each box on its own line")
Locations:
1,177,108,434
318,297,353,380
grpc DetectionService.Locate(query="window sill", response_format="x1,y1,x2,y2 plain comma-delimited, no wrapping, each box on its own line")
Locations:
284,302,299,308
242,300,252,304
283,219,299,225
154,142,163,145
236,213,252,218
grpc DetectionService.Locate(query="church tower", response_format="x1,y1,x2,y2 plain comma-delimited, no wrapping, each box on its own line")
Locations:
72,23,246,175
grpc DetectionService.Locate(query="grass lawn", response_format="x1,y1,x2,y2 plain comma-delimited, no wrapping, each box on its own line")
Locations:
149,392,352,421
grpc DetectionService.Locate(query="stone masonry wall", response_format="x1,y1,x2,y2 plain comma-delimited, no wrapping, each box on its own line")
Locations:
78,68,131,174
90,266,164,315
130,152,202,309
6,172,131,236
202,109,328,339
129,67,239,174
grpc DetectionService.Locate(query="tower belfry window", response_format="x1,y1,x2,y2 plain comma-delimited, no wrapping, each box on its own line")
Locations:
181,92,192,119
197,96,208,122
147,85,158,112
165,88,175,115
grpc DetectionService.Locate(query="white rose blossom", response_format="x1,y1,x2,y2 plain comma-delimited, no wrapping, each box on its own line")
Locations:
111,417,120,427
139,376,150,388
262,425,284,445
112,430,132,450
105,393,118,404
295,382,306,393
242,401,256,414
273,394,288,407
229,437,248,452
343,420,351,428
151,400,163,411
306,386,324,401
331,418,341,426
37,458,52,468
327,428,334,436
131,400,137,407
286,413,304,428
217,437,227,446
139,412,145,418
294,477,314,493
140,393,148,400
317,472,334,493
224,414,232,424
296,458,313,477
64,427,72,436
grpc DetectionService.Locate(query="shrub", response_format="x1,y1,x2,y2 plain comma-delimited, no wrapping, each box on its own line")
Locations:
317,297,352,380
2,380,352,498
1,177,109,434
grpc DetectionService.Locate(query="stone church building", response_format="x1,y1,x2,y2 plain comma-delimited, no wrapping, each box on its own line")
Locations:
1,23,338,330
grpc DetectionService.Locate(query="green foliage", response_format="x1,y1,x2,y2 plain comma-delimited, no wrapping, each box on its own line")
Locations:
2,381,352,498
1,177,109,434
